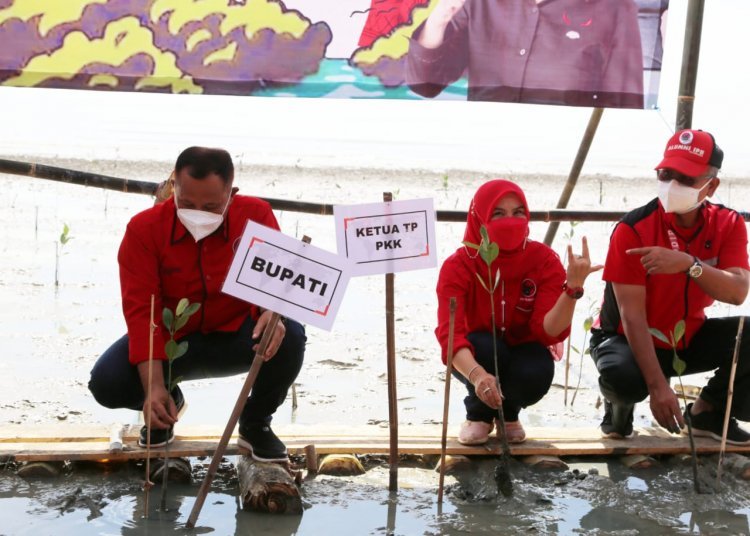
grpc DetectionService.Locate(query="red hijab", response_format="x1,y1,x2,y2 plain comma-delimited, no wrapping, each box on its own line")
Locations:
462,179,531,277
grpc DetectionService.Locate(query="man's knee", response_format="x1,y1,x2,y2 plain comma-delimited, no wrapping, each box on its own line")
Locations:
279,320,306,367
593,337,649,403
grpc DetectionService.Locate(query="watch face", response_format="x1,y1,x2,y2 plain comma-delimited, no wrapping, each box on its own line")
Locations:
689,264,703,278
571,288,584,299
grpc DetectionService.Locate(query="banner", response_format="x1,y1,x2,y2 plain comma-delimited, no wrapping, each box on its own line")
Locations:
0,0,667,109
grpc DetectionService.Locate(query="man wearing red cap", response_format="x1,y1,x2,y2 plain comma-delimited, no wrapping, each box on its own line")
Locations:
590,129,750,444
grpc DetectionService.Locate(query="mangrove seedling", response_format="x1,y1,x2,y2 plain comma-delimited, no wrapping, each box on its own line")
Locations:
160,297,201,510
561,222,580,406
463,225,513,497
570,311,597,407
650,320,702,493
54,223,72,287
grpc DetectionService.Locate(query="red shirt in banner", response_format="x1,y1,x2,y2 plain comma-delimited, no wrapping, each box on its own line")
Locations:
407,0,644,108
597,199,749,348
358,0,429,48
118,195,279,365
435,181,569,364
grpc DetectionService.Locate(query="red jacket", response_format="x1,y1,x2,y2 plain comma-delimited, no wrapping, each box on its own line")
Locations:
118,195,279,365
436,180,569,363
597,199,749,348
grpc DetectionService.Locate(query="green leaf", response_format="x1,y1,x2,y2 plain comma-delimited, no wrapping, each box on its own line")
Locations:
184,303,201,317
173,341,189,361
673,354,687,376
462,240,480,251
482,242,499,266
174,313,190,332
60,223,71,245
673,320,686,344
571,346,580,354
493,268,501,292
175,298,189,317
165,339,178,360
474,272,490,293
162,307,174,331
583,316,594,331
169,376,183,392
479,225,490,245
649,328,670,346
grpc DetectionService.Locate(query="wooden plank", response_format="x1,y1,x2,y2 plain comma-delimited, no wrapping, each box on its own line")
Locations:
3,424,750,462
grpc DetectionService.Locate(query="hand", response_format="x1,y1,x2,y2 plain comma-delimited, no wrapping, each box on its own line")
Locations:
472,370,503,410
421,0,467,47
252,310,286,361
627,246,693,275
429,0,468,26
566,236,603,287
648,381,684,434
143,384,178,430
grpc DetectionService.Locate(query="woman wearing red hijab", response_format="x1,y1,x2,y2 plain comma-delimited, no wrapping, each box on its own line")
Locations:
436,180,601,445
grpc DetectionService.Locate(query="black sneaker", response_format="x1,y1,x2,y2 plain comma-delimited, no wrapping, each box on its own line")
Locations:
600,399,635,439
238,422,288,463
684,403,750,446
138,387,185,448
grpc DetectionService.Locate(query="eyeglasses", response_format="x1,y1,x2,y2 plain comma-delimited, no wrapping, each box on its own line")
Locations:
657,169,713,188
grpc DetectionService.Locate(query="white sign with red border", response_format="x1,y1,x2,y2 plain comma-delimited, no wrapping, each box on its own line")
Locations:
334,198,437,276
222,221,351,331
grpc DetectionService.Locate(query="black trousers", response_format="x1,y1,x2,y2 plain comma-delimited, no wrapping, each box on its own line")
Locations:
453,332,555,423
591,316,750,420
89,316,306,426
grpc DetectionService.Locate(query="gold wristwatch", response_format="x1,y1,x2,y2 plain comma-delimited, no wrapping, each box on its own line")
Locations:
687,256,703,279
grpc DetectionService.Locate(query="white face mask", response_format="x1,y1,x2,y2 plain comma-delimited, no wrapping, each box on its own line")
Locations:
176,195,230,241
657,179,710,214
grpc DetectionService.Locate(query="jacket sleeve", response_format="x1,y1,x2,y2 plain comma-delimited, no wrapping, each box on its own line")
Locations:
406,9,469,99
717,212,750,270
527,250,571,346
601,0,644,108
435,256,474,364
118,222,166,365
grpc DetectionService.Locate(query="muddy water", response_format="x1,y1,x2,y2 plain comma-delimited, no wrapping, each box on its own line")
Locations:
1,159,749,533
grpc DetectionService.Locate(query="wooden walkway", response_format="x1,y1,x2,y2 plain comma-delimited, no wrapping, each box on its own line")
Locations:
2,424,749,463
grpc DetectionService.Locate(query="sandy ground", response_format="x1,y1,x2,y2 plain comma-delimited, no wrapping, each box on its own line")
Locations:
1,156,749,435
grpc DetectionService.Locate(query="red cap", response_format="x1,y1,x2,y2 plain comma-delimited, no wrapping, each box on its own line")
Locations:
655,129,723,177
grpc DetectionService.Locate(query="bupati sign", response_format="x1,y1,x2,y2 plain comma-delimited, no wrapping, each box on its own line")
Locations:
223,221,351,331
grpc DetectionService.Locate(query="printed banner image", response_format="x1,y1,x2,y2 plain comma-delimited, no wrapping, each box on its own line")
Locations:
0,0,667,109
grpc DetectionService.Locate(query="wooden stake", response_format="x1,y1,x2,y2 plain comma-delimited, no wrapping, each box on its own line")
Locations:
186,236,310,529
143,294,156,517
717,316,745,487
438,298,457,504
383,192,399,492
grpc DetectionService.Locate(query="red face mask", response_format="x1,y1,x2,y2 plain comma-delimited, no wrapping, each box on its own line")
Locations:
485,217,528,252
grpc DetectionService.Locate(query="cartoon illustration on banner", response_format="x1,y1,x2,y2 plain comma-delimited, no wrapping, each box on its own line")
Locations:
0,0,668,108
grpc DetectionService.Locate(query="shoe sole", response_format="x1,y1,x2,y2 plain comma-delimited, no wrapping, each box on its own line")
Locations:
457,436,489,446
237,436,289,463
600,430,635,440
138,434,175,449
688,427,750,446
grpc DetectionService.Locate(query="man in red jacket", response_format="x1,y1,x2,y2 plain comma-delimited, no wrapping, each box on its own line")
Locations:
89,147,306,462
591,130,750,444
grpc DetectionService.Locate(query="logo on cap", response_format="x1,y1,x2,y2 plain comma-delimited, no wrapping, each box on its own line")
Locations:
679,131,694,145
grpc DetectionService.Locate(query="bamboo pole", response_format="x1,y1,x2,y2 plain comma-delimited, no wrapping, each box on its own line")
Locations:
383,192,399,492
716,316,745,487
8,157,746,223
675,0,705,130
143,294,156,517
437,298,457,504
543,108,604,246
